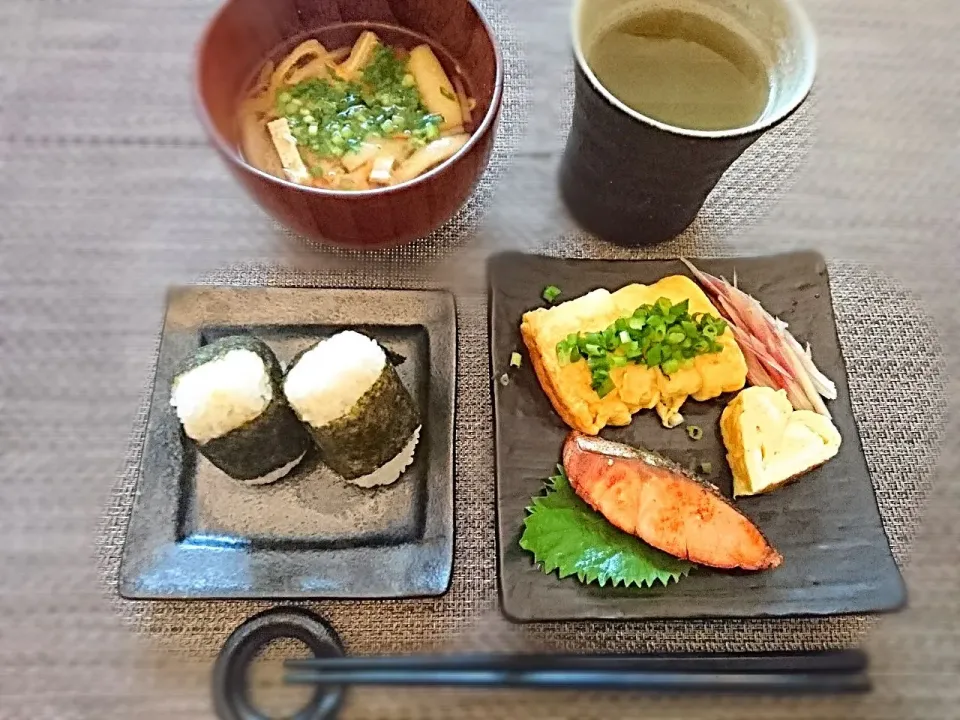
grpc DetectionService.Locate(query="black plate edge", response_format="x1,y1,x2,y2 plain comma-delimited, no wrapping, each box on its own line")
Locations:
498,585,909,624
117,543,453,600
487,260,511,623
118,286,457,601
117,293,181,597
806,261,908,610
432,289,457,598
488,251,908,624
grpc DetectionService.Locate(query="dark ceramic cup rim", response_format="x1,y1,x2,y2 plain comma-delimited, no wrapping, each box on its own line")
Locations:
571,0,818,140
194,0,504,199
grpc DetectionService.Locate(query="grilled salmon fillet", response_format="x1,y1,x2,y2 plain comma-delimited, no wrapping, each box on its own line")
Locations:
562,432,782,571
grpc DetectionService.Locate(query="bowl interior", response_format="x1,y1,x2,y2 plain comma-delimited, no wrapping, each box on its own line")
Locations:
197,0,500,163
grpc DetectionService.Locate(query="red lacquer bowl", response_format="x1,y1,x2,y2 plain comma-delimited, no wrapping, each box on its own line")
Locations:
195,0,503,249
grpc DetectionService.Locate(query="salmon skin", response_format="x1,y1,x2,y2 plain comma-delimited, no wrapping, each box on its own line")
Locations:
562,432,783,571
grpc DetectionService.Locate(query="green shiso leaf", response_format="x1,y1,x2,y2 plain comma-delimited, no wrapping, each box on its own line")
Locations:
519,468,695,589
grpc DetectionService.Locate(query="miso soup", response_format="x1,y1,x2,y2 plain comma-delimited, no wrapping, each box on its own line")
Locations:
238,26,477,191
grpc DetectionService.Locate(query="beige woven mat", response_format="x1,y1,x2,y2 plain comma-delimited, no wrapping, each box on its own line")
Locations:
2,0,959,718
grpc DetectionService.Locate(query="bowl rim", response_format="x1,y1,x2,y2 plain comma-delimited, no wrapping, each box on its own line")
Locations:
193,0,505,198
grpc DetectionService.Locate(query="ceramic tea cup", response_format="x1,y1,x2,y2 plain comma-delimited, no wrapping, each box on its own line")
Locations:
559,0,817,246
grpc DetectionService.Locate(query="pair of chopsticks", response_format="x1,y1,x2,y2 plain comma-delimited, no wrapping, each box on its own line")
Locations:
285,650,870,694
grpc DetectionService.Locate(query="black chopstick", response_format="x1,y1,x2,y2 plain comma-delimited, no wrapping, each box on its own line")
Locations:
284,651,870,694
287,650,866,674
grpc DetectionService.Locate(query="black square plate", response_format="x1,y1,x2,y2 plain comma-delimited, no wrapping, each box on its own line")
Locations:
490,251,906,622
119,287,456,600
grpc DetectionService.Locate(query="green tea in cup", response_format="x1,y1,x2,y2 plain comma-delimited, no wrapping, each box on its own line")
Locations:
587,9,771,131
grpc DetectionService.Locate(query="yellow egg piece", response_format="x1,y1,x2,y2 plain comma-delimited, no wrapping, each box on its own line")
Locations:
521,276,747,434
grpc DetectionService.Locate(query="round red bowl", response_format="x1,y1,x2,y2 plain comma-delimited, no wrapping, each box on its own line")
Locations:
195,0,504,249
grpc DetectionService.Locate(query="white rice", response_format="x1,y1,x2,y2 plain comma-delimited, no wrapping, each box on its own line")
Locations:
240,451,307,485
170,349,271,444
283,330,386,428
348,426,421,488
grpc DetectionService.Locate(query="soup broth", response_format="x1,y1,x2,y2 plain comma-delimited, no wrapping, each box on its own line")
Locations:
587,9,770,131
237,24,477,191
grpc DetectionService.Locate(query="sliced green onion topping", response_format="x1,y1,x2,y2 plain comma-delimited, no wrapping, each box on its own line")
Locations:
699,461,713,474
542,285,562,303
276,43,443,160
554,297,727,396
594,375,615,398
686,425,704,441
509,352,522,368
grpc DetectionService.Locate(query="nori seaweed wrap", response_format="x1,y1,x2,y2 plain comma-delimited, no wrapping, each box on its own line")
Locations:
283,330,421,486
170,336,311,483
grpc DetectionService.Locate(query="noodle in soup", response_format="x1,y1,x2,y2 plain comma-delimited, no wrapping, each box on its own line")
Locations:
238,30,477,191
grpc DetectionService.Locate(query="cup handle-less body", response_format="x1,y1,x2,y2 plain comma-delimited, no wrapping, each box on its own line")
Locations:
559,0,817,247
560,63,763,246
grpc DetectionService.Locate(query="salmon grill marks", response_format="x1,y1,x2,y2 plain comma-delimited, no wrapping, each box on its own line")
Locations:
563,432,782,571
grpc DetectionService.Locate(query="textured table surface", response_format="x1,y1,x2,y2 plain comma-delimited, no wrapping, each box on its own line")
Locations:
1,0,958,718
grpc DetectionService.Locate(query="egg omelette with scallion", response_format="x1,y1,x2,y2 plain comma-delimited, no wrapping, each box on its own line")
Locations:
521,276,748,434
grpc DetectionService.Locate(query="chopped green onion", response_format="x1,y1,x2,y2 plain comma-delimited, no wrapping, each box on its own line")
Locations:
623,341,642,359
509,352,522,368
499,373,510,386
275,43,446,163
552,297,728,394
686,425,704,441
700,461,713,474
542,285,562,303
594,376,615,398
646,345,662,366
587,356,609,372
602,326,617,347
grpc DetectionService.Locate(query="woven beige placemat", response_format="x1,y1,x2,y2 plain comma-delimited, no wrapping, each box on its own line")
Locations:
93,259,947,718
3,0,959,717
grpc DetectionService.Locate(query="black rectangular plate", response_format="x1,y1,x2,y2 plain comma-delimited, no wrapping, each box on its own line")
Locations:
490,251,906,622
119,287,456,600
